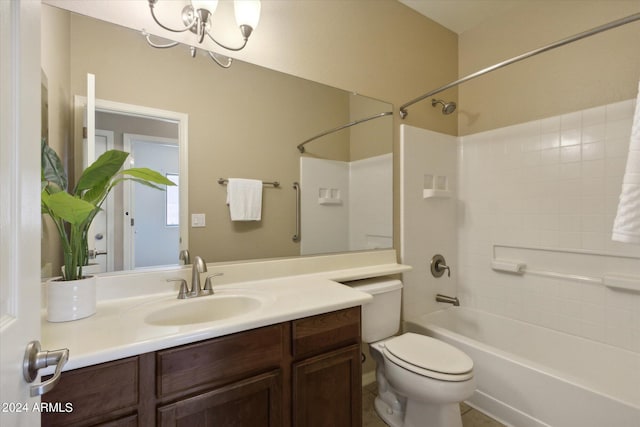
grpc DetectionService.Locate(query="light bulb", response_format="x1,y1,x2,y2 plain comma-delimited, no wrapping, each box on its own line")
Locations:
191,0,218,13
234,0,261,31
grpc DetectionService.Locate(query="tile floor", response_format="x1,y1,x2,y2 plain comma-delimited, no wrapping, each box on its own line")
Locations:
362,382,506,427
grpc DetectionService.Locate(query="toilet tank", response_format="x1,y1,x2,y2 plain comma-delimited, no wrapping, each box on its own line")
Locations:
345,278,403,343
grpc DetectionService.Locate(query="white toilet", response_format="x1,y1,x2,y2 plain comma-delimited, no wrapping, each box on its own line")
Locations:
349,278,475,427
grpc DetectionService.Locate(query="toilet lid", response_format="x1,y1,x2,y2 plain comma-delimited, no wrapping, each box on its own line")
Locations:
383,333,473,382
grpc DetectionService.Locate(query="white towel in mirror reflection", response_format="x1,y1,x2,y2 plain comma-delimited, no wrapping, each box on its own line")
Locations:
226,178,263,221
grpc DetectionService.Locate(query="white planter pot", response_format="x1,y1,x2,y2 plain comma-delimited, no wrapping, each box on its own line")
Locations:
46,275,96,322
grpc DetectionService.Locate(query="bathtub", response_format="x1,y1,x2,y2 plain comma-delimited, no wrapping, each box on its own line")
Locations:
405,307,640,427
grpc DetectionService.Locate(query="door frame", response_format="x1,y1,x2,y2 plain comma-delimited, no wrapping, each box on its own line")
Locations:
73,97,190,265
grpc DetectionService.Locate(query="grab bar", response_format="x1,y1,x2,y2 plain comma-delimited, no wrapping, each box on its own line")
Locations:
491,244,640,291
293,182,301,242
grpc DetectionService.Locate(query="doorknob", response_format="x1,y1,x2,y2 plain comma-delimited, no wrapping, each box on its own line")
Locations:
22,340,69,397
88,249,108,259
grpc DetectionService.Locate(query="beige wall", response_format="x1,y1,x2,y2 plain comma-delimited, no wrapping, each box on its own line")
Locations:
41,4,71,277
349,94,393,161
458,1,640,135
45,0,459,134
66,12,359,263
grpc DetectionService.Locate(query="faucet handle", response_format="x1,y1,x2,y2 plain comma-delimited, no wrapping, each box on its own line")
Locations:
167,278,189,299
431,254,451,278
203,273,224,294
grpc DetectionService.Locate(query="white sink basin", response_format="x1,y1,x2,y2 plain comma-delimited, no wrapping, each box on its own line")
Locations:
144,295,263,326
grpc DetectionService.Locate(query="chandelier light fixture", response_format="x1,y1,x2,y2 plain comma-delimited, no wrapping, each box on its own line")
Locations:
144,0,261,68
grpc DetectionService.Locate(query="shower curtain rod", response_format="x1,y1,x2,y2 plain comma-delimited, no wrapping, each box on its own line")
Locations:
297,111,393,153
399,12,640,119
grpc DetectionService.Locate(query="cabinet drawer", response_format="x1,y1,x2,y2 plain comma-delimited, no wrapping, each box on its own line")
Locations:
157,324,285,397
292,307,360,360
41,357,139,427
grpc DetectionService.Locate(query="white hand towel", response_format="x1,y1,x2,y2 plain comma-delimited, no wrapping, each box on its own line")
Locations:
612,82,640,244
226,178,263,221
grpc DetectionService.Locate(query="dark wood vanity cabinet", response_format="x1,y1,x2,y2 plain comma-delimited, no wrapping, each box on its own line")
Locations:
291,306,362,427
156,370,283,427
42,307,361,427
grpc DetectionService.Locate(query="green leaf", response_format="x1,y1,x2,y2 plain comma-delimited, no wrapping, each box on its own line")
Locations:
123,168,176,186
75,150,129,194
41,138,68,190
42,191,96,225
123,177,165,191
81,176,111,206
41,146,174,281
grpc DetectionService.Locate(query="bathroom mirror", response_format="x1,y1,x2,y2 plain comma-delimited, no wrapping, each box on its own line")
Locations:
41,4,393,276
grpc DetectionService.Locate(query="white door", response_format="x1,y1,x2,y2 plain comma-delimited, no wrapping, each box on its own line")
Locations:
123,134,180,269
0,1,43,425
88,130,115,273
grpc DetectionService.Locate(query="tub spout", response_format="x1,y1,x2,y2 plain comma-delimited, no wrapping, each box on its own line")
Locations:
436,294,460,306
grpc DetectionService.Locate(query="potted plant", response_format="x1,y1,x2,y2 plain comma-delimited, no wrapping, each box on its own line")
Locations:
41,139,175,321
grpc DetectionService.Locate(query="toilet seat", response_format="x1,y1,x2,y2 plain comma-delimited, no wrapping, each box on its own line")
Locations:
382,333,473,382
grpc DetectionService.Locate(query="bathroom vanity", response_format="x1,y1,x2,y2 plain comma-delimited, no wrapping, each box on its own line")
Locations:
39,250,410,427
42,307,361,426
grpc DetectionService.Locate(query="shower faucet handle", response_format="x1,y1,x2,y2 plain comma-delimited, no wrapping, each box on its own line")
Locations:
430,254,450,278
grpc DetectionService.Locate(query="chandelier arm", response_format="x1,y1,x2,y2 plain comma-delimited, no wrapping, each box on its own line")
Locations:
204,30,249,52
207,51,233,68
143,32,180,49
149,2,197,33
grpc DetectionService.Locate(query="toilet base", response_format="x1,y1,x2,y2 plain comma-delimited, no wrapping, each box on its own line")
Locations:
374,395,463,427
405,399,463,427
374,395,404,427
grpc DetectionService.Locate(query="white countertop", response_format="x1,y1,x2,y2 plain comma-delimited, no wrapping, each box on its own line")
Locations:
42,258,411,374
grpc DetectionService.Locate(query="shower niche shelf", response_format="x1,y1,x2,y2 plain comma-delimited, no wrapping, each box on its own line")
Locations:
423,174,451,198
423,189,452,199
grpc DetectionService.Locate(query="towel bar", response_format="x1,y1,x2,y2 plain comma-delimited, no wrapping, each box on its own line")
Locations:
217,178,280,187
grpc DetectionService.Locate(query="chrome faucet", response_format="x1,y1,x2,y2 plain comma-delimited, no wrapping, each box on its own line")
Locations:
178,249,191,265
190,256,207,296
436,294,460,306
168,257,224,299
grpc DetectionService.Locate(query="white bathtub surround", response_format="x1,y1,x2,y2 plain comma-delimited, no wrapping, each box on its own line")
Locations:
400,125,458,320
612,82,640,244
457,99,640,352
300,154,392,255
407,308,640,427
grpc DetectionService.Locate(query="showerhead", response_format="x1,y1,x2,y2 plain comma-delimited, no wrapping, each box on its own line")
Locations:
431,99,457,115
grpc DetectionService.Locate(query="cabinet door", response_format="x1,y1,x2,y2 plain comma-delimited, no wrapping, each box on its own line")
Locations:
157,370,282,427
293,344,362,427
93,414,138,427
41,357,139,427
